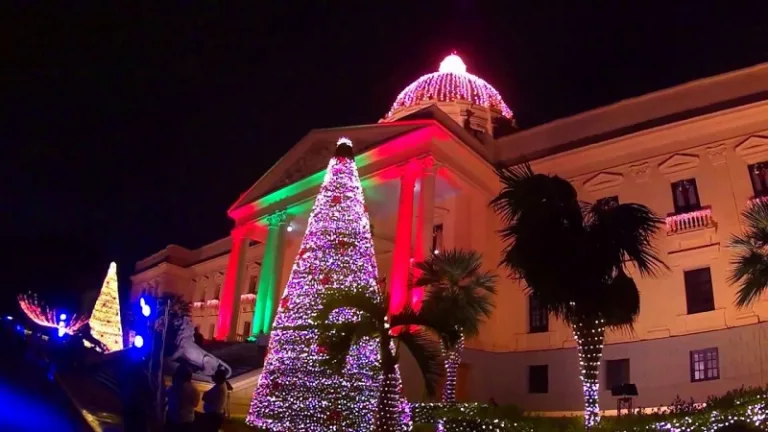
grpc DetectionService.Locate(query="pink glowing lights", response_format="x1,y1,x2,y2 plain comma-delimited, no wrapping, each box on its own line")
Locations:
386,53,513,119
18,293,88,335
246,138,394,431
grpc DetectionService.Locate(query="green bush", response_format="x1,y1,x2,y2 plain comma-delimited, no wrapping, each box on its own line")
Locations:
411,386,768,431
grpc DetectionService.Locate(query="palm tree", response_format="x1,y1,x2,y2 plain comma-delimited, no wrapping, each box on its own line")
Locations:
490,163,666,428
729,199,768,307
414,249,498,403
317,289,459,432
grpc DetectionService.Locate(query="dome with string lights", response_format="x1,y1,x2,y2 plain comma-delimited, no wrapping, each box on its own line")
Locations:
384,54,513,124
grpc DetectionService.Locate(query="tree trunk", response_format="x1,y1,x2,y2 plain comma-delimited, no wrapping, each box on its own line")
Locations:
573,317,605,429
376,337,410,432
441,335,465,402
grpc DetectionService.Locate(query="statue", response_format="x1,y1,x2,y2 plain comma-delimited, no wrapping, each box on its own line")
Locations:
169,316,232,379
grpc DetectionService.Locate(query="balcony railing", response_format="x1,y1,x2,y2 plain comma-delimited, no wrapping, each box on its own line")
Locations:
666,207,714,235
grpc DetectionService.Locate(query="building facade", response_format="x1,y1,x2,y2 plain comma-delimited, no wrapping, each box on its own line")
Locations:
131,55,768,414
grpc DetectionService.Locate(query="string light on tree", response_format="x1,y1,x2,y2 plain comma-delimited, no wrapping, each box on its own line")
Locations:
573,317,606,428
89,262,124,352
17,293,88,335
247,137,408,431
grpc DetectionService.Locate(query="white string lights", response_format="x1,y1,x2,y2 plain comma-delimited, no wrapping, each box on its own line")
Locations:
386,54,513,119
573,317,606,429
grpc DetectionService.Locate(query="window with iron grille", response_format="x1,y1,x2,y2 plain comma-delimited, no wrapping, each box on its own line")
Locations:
529,296,549,333
748,162,768,197
605,359,630,391
528,365,548,394
684,268,715,314
690,348,719,382
671,179,701,214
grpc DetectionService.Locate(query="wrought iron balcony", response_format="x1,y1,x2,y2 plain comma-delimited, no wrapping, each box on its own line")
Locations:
665,207,714,235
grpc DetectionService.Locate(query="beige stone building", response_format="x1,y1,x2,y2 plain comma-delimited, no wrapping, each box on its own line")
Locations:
132,55,768,415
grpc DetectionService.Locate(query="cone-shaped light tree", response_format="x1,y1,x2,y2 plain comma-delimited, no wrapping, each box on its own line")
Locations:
90,262,124,352
247,138,407,431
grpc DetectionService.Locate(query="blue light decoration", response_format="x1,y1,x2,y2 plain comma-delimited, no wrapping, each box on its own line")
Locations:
140,297,151,318
131,296,155,354
57,314,68,338
5,316,12,320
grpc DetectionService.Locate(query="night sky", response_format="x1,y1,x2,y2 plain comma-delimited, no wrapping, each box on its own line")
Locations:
3,2,767,314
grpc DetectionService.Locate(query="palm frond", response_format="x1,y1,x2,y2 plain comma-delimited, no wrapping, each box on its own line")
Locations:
600,269,640,334
729,245,768,307
586,202,668,277
396,329,445,397
729,199,768,308
490,163,537,225
416,249,499,341
316,289,385,325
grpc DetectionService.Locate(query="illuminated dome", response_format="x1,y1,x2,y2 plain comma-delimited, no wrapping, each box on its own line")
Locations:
385,54,513,123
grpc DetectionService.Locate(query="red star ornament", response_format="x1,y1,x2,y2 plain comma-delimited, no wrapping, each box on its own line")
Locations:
327,408,341,424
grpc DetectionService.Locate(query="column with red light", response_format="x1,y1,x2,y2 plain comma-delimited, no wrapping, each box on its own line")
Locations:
412,158,437,312
251,210,287,336
216,224,252,341
388,163,421,316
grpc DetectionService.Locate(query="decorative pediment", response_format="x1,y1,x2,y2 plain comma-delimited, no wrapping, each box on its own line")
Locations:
582,172,624,192
276,140,338,190
229,122,430,214
658,153,700,175
734,136,768,164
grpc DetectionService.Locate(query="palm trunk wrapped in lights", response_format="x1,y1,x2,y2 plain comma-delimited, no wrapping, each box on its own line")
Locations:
377,336,412,432
441,334,464,403
573,316,605,429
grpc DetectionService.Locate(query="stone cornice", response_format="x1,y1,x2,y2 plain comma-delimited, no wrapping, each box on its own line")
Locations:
531,100,768,177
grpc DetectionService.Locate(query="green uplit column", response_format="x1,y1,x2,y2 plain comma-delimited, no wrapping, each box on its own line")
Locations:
251,210,287,336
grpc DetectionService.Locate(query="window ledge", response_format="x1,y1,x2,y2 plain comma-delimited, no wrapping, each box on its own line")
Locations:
675,308,727,333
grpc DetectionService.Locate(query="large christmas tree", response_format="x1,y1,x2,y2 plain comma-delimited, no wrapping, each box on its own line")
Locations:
90,262,124,352
247,138,402,431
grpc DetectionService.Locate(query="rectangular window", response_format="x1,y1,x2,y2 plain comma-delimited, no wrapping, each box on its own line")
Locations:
690,348,719,382
529,296,549,333
748,163,768,197
208,323,216,339
597,195,619,208
242,321,251,337
432,224,444,254
528,365,548,394
214,284,221,300
605,359,631,391
671,179,701,214
248,276,258,294
684,268,715,314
